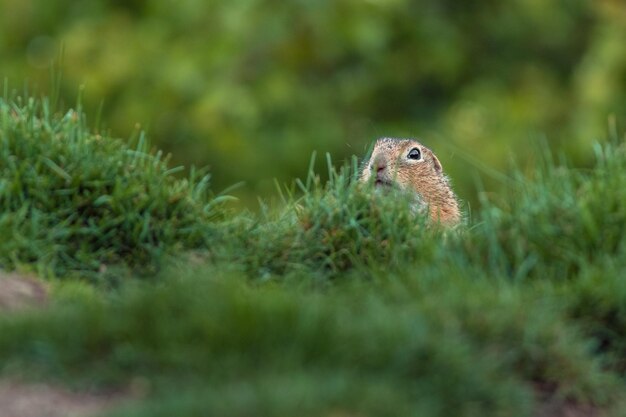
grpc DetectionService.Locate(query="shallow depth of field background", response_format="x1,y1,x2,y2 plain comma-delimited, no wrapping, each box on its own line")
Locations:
1,0,626,206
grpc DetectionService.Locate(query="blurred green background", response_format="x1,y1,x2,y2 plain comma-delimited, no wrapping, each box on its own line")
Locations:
1,0,625,209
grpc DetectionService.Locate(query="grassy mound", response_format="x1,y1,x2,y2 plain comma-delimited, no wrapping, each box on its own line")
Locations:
215,160,443,280
0,97,224,280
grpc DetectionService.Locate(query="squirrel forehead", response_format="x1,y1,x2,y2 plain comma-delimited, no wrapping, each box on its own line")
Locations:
373,137,426,154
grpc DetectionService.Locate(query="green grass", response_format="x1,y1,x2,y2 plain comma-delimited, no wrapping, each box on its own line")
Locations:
1,96,626,416
0,96,227,281
1,270,618,417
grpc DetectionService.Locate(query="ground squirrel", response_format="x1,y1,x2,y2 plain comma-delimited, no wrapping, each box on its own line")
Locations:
360,138,461,226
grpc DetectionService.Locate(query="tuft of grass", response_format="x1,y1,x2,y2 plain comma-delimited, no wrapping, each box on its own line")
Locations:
461,142,626,282
211,156,448,280
0,96,226,280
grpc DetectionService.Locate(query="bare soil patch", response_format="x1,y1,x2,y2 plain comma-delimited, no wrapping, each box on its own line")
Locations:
0,272,48,312
0,380,122,417
536,399,603,417
535,383,604,417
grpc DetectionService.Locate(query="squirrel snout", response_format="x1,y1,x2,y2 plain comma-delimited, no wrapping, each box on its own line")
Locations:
371,155,387,174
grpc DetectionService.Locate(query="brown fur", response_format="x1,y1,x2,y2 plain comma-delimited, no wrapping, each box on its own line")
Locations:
360,138,461,226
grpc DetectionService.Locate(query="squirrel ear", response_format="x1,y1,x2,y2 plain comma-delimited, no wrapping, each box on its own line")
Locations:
431,153,443,172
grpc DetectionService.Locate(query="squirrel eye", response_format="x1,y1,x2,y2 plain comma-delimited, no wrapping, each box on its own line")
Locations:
407,148,421,160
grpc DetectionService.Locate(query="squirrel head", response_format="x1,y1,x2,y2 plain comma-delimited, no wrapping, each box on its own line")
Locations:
360,137,461,225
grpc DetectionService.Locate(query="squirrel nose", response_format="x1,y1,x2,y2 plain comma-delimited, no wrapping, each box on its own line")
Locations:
371,155,387,173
